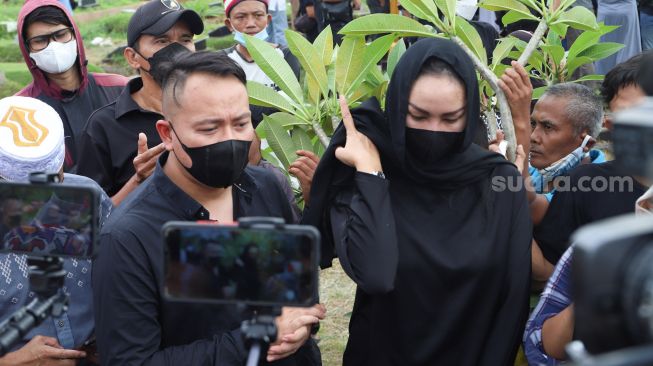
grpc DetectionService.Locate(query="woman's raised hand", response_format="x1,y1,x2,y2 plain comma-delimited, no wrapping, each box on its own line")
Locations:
335,96,383,174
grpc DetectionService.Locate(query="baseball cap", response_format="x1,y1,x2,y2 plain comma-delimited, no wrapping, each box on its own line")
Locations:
127,0,204,47
224,0,269,17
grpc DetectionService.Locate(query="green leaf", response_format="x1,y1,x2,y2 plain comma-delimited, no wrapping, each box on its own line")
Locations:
245,35,304,105
549,22,569,38
387,39,406,79
532,85,547,100
313,137,326,158
541,44,565,66
480,0,536,20
346,33,396,97
335,36,365,95
262,113,299,169
577,42,625,61
313,25,334,66
491,37,518,69
556,0,577,13
291,127,314,152
455,17,487,64
502,9,538,26
367,65,387,88
394,0,440,25
339,14,437,38
435,0,456,26
286,30,329,100
552,6,599,31
281,113,311,127
247,81,297,114
546,28,563,48
567,29,603,59
565,55,593,76
570,74,605,83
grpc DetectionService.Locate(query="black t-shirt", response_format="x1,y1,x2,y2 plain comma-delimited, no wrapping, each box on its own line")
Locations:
92,152,316,365
76,78,163,196
534,161,647,265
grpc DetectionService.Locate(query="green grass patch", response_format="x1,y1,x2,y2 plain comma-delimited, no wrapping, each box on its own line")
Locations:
207,35,235,51
74,0,139,12
0,78,23,98
0,62,31,87
0,40,23,63
78,11,132,42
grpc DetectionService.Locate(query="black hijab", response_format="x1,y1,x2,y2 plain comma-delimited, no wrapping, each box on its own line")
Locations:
303,38,512,268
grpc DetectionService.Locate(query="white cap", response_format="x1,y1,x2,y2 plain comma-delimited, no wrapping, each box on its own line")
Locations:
456,0,478,21
0,96,65,182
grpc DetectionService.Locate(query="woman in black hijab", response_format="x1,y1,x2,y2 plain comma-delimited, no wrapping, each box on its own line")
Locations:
303,38,532,365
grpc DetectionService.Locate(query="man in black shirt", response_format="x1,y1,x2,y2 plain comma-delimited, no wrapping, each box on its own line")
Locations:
76,0,203,205
92,51,324,365
533,54,649,268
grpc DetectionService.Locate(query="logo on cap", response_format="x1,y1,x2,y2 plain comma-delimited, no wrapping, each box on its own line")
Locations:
161,0,181,10
0,106,49,147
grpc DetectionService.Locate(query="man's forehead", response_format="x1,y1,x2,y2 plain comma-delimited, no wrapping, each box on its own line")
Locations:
170,74,248,115
148,20,193,38
231,1,267,14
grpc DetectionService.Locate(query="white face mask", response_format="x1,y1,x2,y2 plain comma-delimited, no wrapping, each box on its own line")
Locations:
29,40,78,74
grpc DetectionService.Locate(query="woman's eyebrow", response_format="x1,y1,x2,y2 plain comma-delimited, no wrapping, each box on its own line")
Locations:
408,103,429,114
442,106,466,117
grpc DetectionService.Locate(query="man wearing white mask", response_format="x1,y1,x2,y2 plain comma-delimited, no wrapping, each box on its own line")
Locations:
223,0,300,105
16,0,128,172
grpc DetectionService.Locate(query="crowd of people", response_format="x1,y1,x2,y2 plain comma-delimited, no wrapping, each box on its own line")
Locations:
0,0,651,365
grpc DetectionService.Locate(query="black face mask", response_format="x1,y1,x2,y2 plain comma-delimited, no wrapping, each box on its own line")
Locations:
405,127,464,166
169,124,252,188
138,42,191,85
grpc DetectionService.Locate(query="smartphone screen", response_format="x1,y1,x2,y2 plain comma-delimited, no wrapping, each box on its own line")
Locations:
163,223,319,307
0,182,97,258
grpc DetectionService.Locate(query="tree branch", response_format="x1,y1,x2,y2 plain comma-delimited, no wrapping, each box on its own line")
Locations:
313,120,331,147
517,20,548,66
451,36,516,161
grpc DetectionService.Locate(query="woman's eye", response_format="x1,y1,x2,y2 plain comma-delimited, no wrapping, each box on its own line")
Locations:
409,114,426,121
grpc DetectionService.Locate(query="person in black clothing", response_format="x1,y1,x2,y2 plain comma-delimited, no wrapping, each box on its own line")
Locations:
533,53,651,267
76,0,203,205
303,38,532,365
92,51,325,365
16,1,128,171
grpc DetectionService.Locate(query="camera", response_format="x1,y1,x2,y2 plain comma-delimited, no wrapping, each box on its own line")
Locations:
0,174,99,355
569,98,653,364
162,217,320,366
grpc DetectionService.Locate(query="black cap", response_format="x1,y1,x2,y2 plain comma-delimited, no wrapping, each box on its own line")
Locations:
127,0,204,48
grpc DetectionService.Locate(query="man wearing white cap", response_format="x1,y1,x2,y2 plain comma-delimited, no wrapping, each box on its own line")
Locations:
0,96,112,365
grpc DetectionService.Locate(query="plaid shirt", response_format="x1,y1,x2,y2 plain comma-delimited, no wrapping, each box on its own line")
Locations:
524,246,574,365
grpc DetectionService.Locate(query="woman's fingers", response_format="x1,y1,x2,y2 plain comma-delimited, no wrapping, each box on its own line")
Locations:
339,95,357,134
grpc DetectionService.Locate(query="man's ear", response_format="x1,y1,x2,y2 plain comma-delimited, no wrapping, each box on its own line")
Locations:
124,47,143,70
225,18,234,32
267,13,272,26
156,120,174,151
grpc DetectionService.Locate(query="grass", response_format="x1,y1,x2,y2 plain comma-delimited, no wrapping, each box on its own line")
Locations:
207,35,235,50
77,12,132,42
0,39,23,62
317,260,356,366
0,62,30,86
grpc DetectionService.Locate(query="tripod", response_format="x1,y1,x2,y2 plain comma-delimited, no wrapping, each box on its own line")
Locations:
0,256,68,356
241,307,281,366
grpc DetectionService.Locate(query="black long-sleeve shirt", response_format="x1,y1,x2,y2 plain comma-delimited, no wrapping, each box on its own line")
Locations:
330,168,532,366
92,153,310,366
